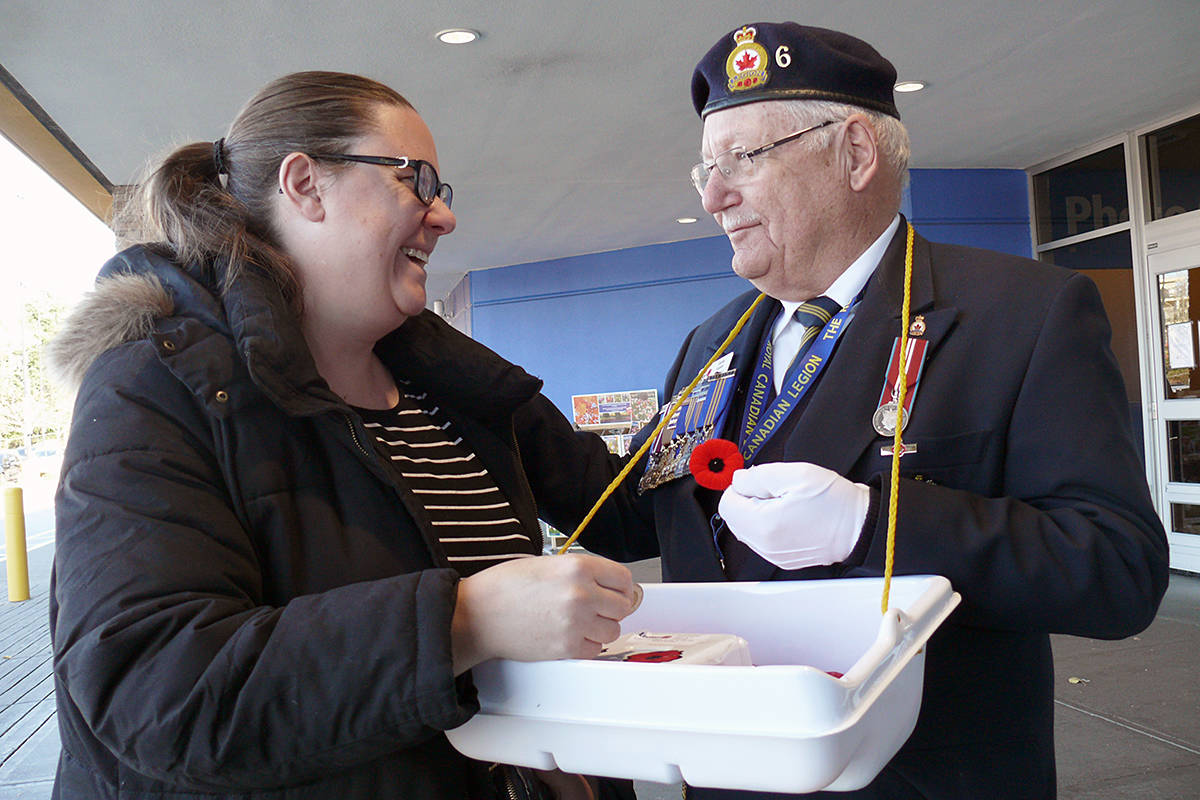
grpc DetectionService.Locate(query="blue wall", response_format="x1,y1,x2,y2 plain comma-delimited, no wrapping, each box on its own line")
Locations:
907,169,1032,256
471,169,1032,417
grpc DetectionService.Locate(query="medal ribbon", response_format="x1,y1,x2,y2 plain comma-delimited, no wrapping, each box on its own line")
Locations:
875,336,928,427
556,293,769,552
737,300,859,462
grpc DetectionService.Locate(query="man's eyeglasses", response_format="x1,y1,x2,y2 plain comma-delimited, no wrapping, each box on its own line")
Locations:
311,154,453,209
689,120,838,195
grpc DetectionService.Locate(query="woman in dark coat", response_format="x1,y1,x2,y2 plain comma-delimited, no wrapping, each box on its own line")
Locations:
47,71,649,800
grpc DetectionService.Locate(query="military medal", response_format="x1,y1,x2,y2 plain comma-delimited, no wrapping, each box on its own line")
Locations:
638,369,737,493
873,335,928,438
872,401,906,437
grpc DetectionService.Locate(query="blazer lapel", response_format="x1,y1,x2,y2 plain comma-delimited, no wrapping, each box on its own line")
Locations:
782,222,956,475
702,293,779,391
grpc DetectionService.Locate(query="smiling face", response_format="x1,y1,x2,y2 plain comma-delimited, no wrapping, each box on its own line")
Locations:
699,103,850,302
292,102,456,347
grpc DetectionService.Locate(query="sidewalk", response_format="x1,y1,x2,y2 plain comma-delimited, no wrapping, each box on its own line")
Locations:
1052,569,1200,798
0,543,56,799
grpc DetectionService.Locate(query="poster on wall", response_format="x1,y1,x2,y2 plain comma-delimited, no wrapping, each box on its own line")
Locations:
571,389,659,454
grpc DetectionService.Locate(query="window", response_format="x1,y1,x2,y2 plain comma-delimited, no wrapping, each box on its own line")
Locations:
1039,230,1132,270
1032,145,1128,244
1167,420,1200,484
1158,267,1200,399
1169,503,1200,536
1144,113,1200,221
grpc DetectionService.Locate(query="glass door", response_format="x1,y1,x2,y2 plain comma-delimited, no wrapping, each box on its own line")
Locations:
1149,242,1200,573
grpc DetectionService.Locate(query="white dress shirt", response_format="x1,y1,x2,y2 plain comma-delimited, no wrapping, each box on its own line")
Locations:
770,215,901,393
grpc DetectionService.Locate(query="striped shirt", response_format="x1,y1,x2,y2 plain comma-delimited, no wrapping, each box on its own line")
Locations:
354,387,536,577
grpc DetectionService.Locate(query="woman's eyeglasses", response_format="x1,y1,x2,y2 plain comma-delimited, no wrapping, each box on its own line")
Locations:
311,153,453,208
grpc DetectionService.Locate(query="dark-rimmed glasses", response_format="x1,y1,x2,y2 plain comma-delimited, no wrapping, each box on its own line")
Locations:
689,120,839,194
311,154,453,209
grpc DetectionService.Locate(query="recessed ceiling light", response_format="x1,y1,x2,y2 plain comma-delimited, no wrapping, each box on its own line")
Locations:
894,80,927,93
676,217,698,224
436,28,480,45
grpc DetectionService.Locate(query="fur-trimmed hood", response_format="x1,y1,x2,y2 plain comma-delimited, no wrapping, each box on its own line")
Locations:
47,269,175,394
48,245,544,419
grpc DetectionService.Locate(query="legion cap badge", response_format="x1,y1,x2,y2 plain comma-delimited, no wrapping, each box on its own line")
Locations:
725,26,769,93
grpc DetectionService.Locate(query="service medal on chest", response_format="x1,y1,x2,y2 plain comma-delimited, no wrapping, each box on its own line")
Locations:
872,401,909,437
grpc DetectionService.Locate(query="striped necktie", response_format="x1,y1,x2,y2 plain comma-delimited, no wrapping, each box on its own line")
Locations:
772,295,842,393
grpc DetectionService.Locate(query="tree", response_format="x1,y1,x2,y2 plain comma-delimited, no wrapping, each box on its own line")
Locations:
0,290,71,452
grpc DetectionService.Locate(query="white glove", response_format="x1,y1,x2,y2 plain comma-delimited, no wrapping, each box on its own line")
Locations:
717,462,869,570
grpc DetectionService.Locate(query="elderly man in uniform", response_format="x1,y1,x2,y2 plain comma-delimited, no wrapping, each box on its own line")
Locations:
582,21,1169,800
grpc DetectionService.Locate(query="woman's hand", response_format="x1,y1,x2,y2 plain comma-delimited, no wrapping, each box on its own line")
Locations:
451,554,640,674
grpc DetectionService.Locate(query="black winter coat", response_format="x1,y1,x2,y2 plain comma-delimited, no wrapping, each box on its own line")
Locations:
48,246,654,799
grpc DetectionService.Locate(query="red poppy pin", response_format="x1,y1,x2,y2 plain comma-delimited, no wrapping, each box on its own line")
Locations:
689,438,744,491
626,650,684,663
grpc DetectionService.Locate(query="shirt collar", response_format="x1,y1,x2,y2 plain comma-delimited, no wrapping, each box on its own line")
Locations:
775,213,901,336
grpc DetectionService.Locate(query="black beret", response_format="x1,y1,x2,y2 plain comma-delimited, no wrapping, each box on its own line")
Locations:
691,22,900,120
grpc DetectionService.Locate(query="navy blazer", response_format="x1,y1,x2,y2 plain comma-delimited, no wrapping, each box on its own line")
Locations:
584,220,1169,799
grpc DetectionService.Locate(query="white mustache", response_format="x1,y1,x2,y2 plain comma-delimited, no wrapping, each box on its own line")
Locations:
721,215,760,235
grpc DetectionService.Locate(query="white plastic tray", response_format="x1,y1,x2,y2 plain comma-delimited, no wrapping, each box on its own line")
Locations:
446,575,960,793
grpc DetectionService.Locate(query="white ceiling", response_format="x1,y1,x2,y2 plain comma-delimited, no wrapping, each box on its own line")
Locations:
3,0,1200,301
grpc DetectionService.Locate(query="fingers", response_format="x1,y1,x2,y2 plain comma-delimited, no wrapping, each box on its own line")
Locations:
582,555,640,617
585,553,637,595
717,482,760,526
451,553,640,671
728,461,838,498
716,461,870,571
629,582,644,614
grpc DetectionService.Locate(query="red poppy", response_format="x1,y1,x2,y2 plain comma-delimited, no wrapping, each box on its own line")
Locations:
689,438,744,491
626,650,684,663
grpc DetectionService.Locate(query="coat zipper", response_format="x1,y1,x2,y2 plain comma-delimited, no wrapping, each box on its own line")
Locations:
499,770,522,800
343,411,449,566
505,419,543,552
489,763,533,800
343,413,372,458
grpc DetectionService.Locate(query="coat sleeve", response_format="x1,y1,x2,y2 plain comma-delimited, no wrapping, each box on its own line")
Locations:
854,272,1169,637
511,322,713,563
52,347,476,790
511,392,659,562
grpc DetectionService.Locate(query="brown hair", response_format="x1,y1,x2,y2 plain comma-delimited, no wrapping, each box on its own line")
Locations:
116,71,413,309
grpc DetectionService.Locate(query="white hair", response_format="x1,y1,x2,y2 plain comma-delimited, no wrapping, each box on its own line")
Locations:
768,99,911,201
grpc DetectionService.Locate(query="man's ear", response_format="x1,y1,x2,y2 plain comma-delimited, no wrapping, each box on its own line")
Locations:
277,153,326,222
840,114,880,193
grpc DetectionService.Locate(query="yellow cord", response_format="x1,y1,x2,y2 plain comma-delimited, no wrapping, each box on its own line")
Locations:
557,293,768,553
559,222,913,619
881,222,916,613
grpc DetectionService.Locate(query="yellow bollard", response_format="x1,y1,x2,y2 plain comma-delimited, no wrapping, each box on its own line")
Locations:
5,487,30,602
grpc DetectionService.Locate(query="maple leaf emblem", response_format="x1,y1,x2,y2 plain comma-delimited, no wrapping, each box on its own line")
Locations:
735,50,758,72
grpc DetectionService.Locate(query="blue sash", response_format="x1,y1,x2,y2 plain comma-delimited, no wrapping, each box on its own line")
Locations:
738,300,859,462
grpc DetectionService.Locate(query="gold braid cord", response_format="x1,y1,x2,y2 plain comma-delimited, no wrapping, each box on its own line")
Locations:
559,222,914,620
557,293,768,553
881,222,915,612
